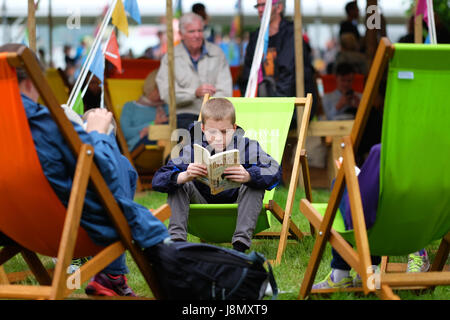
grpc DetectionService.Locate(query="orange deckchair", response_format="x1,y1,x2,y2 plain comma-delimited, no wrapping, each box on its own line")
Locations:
0,46,163,300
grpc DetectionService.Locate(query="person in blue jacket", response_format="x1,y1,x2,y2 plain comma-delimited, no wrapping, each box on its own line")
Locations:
0,44,170,297
152,98,282,252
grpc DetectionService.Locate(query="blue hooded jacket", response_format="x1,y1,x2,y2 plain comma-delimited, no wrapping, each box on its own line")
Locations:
22,94,169,249
152,122,282,203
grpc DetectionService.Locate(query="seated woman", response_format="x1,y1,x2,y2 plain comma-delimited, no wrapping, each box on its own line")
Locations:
120,69,169,152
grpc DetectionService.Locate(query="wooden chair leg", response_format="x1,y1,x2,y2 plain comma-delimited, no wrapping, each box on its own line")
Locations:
430,232,450,272
50,144,94,300
0,266,9,285
300,150,315,236
0,246,21,266
21,249,52,285
298,169,346,299
378,284,400,300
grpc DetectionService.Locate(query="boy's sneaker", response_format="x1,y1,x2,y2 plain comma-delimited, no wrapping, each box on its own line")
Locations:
85,272,136,297
407,251,430,273
312,270,353,290
52,257,91,274
351,265,379,287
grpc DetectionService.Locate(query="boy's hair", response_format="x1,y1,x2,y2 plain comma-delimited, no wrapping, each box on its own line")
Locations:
201,98,236,125
335,62,355,76
0,43,45,83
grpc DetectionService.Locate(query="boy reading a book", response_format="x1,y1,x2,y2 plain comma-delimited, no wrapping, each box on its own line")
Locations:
152,98,282,252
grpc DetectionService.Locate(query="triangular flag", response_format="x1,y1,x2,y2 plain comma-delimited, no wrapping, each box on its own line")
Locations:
105,31,122,73
174,0,182,19
73,92,85,115
124,0,141,24
112,0,129,37
415,0,429,24
89,46,105,83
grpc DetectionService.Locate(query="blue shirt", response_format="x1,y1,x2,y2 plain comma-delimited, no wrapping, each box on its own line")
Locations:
183,42,208,71
22,94,169,248
120,101,169,151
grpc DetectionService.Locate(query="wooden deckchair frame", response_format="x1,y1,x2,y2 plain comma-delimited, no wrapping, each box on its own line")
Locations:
104,80,168,191
154,93,314,265
0,46,163,300
298,38,450,300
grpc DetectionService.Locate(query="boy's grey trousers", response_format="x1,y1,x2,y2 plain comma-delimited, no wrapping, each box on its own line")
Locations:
167,182,265,248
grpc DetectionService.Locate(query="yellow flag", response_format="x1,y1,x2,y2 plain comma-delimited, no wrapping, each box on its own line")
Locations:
112,0,128,36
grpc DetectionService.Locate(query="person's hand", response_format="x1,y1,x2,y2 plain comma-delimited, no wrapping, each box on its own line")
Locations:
85,108,113,134
177,163,208,184
223,165,251,183
195,84,216,98
350,94,360,108
154,106,169,124
139,126,149,139
336,94,351,111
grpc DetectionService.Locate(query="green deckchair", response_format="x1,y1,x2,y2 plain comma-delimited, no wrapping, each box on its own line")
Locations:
154,95,313,264
298,38,450,299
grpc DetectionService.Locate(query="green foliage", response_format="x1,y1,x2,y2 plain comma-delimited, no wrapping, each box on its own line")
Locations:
434,0,450,30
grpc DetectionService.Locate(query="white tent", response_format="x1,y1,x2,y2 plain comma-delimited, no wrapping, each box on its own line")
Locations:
4,0,410,22
3,0,412,67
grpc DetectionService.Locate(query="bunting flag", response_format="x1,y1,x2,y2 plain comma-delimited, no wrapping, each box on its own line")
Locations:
124,0,141,24
73,92,85,115
174,0,182,19
230,0,241,38
89,46,105,83
112,0,129,36
415,0,437,44
105,31,122,73
415,0,429,24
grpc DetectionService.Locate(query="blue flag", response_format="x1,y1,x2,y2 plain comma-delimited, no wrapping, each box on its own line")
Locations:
124,0,141,24
89,46,104,83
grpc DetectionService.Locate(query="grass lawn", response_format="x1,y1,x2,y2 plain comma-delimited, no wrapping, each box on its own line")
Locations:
2,186,449,300
134,186,449,300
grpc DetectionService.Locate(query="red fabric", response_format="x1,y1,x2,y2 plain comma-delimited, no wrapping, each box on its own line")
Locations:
107,59,160,79
0,54,101,257
320,73,365,94
105,31,122,73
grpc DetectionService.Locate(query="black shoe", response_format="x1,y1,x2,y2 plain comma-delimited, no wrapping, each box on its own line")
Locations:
232,241,249,253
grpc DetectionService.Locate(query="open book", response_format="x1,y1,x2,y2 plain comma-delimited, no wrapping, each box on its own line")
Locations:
193,144,241,195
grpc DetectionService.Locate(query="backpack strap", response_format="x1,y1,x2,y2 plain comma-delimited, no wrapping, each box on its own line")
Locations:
248,251,278,300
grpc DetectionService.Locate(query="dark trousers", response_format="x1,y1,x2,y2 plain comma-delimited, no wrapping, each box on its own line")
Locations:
331,248,381,271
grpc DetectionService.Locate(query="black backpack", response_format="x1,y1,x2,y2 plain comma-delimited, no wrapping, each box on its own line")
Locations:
145,241,278,300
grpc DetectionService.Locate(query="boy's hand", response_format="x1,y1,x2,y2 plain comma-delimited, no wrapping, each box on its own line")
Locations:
223,165,250,183
177,163,208,184
85,108,113,134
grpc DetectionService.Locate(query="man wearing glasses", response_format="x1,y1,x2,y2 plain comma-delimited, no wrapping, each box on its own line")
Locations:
240,0,316,119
